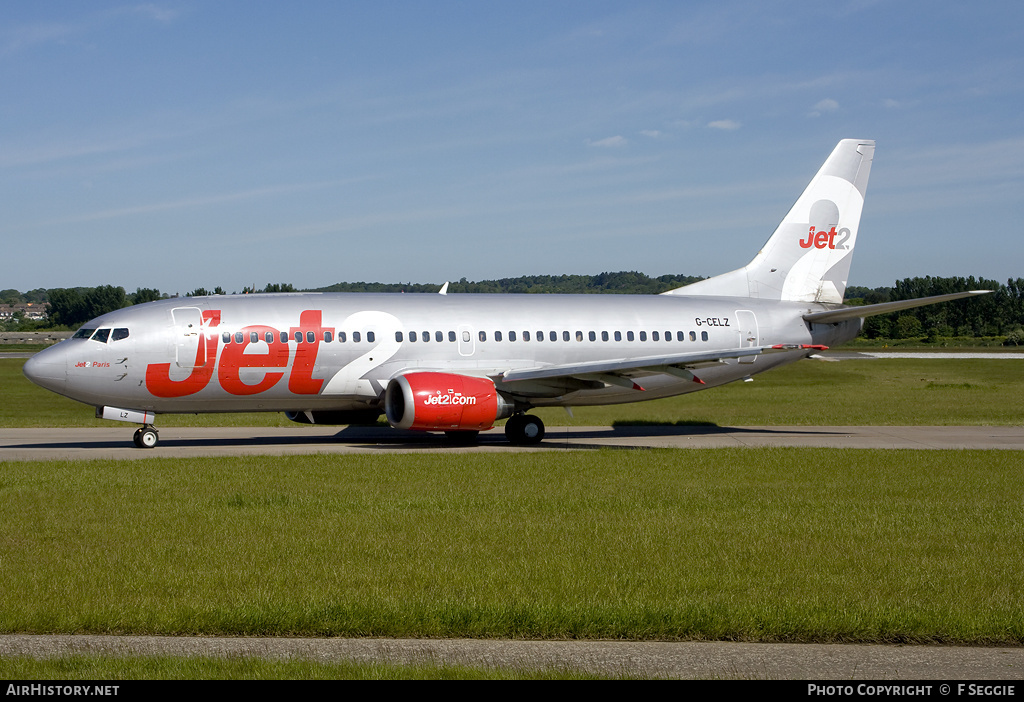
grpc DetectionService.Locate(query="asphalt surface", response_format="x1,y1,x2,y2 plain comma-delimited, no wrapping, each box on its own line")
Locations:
1,424,1023,460
1,635,1022,679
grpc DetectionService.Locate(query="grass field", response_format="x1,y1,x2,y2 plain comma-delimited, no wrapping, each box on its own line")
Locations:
3,354,1022,655
3,356,1023,428
1,450,1021,644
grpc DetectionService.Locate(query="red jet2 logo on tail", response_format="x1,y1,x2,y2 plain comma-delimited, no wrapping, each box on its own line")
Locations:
798,226,851,250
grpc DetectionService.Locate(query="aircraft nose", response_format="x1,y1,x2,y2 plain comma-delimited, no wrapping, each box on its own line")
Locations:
23,346,67,395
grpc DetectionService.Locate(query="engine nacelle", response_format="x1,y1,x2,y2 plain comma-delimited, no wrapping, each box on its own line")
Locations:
385,372,512,432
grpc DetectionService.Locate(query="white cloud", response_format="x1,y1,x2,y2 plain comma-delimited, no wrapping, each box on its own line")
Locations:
808,98,839,117
128,4,180,23
707,120,741,130
639,130,662,138
587,135,628,148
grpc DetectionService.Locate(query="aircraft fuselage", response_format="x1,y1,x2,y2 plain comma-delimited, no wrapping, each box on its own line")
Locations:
27,292,857,415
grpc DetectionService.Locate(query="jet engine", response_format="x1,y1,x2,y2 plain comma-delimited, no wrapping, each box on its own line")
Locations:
384,372,513,432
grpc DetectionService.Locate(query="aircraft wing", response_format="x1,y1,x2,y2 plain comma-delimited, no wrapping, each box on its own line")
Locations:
802,290,992,324
495,344,821,389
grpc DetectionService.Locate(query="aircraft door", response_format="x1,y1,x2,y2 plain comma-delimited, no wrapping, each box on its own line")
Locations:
735,310,758,364
171,307,208,369
458,324,475,357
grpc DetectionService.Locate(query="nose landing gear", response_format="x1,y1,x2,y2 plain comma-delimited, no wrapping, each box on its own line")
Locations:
133,426,159,449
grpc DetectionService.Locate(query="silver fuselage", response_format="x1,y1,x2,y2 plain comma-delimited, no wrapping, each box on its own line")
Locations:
24,292,859,416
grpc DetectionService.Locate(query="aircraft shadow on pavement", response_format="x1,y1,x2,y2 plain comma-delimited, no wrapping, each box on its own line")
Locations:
6,424,849,454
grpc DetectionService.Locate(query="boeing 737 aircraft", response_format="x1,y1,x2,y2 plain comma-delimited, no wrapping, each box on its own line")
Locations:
24,139,988,447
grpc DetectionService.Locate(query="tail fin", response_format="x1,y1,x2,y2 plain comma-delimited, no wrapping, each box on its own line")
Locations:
665,139,874,303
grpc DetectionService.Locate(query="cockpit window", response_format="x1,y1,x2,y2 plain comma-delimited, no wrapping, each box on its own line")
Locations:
72,328,96,339
112,328,129,342
91,328,111,343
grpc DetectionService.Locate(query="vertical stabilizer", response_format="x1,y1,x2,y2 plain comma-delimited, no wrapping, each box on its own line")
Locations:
665,139,874,303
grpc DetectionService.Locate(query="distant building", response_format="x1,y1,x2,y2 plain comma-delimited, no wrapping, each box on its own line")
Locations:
0,303,47,320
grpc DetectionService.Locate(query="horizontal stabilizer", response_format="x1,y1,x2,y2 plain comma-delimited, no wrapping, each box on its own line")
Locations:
802,290,993,324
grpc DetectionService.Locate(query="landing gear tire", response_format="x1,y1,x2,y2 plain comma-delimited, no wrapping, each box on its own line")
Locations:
133,426,159,449
505,414,544,445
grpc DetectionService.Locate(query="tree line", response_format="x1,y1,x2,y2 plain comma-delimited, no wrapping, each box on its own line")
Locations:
848,276,1024,342
4,274,1023,343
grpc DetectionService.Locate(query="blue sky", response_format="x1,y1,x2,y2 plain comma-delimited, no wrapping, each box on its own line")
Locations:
3,1,1022,295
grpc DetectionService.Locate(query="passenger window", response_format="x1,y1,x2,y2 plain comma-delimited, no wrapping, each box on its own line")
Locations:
293,331,303,343
509,331,517,342
701,331,709,341
325,331,333,343
523,331,531,342
463,331,471,342
281,332,289,344
563,331,570,342
479,331,486,342
395,331,403,342
422,331,429,342
689,331,697,342
265,331,274,344
368,331,376,343
601,331,609,341
112,328,129,342
222,332,231,344
306,331,315,343
238,332,247,344
409,331,417,342
91,328,110,343
495,331,502,342
588,331,596,342
338,331,347,343
640,331,647,342
652,331,660,341
614,331,622,342
435,331,443,342
666,331,672,342
251,331,260,344
353,331,361,343
448,331,455,342
677,331,685,342
576,331,583,342
536,331,543,342
627,331,634,341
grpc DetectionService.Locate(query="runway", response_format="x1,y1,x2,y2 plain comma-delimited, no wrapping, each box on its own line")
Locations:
1,423,1022,460
1,634,1022,679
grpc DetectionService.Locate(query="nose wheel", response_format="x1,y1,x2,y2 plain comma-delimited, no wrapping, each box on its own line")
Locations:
504,414,545,445
133,426,159,449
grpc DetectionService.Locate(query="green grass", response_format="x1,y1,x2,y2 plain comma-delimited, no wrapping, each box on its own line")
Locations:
1,450,1021,644
4,356,1024,428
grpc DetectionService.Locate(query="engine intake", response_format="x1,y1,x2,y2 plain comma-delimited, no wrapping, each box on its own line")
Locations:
385,372,512,431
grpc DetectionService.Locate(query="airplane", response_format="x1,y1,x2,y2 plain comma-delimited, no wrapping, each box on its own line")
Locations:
23,139,990,448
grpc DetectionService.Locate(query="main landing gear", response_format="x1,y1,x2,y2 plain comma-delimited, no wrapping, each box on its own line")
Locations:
133,425,159,449
504,413,545,445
